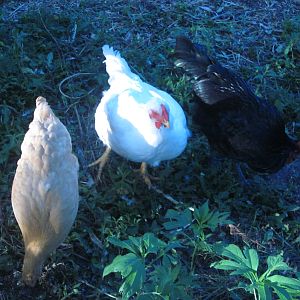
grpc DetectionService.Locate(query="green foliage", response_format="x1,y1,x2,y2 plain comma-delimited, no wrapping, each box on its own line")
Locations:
102,204,230,299
142,256,193,300
0,131,23,165
211,244,300,300
104,252,146,299
103,233,192,300
0,1,299,299
163,202,231,254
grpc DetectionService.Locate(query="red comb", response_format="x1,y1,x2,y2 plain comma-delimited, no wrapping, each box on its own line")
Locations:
161,104,169,121
149,110,161,120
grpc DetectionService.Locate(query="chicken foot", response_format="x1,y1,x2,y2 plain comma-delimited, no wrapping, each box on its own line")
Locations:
139,162,159,189
89,147,111,180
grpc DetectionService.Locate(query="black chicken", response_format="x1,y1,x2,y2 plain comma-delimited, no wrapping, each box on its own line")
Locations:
173,36,300,173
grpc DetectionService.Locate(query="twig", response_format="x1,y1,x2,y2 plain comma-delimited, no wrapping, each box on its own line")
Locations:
150,185,181,205
73,104,84,137
8,4,26,18
203,287,225,300
65,100,80,112
226,50,255,64
38,9,64,65
79,281,119,299
228,224,265,249
0,104,18,114
59,72,97,100
271,228,293,249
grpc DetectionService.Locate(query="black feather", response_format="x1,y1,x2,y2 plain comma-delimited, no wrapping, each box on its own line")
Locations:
173,36,299,173
174,36,256,105
174,36,212,80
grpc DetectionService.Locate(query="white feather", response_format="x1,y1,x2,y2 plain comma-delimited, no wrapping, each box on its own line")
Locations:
95,45,190,166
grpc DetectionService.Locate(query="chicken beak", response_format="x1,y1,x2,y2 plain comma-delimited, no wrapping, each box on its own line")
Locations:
163,120,170,128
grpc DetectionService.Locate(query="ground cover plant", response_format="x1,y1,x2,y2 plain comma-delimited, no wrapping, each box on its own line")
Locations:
0,0,299,299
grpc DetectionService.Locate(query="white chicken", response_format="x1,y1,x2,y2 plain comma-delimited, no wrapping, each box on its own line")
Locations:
11,96,79,287
90,45,190,187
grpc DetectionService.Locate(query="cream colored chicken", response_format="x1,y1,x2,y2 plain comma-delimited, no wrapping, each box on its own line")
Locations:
11,96,79,287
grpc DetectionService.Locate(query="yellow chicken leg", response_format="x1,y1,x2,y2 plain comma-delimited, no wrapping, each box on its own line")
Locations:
89,147,111,180
139,162,160,189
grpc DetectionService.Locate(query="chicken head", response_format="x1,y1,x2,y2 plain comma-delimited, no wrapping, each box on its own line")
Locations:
149,104,170,129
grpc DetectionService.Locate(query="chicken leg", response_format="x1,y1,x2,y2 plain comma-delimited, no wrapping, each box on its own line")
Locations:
89,147,111,180
139,162,160,189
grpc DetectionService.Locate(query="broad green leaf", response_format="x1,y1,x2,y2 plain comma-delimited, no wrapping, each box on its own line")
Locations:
243,248,259,271
170,264,181,282
199,201,209,218
271,284,292,300
103,253,143,278
163,208,192,230
129,235,144,255
220,212,231,224
164,241,184,253
196,240,213,253
103,253,145,299
220,244,247,264
267,275,300,290
205,212,219,230
142,233,166,256
108,236,140,255
119,267,146,300
206,211,231,231
211,260,251,275
267,255,292,273
151,264,173,293
149,261,193,300
256,284,272,300
194,201,210,224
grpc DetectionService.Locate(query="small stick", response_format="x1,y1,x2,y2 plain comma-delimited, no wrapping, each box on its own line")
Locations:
8,4,26,18
150,185,181,205
73,104,83,137
58,72,96,99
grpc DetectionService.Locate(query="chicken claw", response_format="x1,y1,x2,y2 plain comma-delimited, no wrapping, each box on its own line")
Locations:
89,147,111,181
139,162,159,189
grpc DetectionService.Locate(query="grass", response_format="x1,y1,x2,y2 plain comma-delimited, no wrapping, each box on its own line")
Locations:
0,0,299,299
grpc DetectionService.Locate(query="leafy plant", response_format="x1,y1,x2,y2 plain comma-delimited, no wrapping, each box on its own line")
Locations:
142,256,193,300
163,202,231,255
103,232,192,300
1,1,299,299
211,244,300,300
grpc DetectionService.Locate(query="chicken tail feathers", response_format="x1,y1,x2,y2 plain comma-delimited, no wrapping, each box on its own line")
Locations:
173,36,213,80
173,36,257,106
34,96,56,124
102,45,135,84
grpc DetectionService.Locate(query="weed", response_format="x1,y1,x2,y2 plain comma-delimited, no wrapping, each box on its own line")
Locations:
0,0,299,299
212,244,300,300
